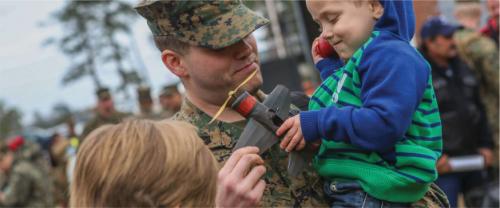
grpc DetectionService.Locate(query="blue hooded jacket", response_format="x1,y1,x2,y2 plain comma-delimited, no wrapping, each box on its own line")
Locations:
301,1,430,153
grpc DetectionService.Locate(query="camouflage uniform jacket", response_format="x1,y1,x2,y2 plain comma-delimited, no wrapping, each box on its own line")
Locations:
160,110,176,119
172,98,327,207
81,111,130,141
135,111,164,121
1,159,54,207
15,141,51,174
454,28,499,143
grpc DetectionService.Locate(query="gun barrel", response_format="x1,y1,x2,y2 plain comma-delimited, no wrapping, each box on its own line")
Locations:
231,91,257,117
231,92,283,132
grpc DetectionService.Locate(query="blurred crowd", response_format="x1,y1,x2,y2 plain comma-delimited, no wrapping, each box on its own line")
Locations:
0,83,184,207
417,0,499,206
0,0,497,207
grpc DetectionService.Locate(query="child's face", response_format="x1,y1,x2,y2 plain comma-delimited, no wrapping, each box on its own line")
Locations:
307,0,383,60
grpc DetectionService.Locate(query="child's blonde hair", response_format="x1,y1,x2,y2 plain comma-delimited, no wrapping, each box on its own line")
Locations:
70,119,218,207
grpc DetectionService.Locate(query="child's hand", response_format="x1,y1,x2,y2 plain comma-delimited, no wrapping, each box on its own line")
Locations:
276,115,306,152
311,38,324,64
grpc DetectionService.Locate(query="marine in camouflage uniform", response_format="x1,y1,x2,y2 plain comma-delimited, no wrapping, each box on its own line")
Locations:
135,86,163,120
15,140,50,173
454,25,499,150
81,88,129,141
81,112,129,139
136,0,446,206
158,84,182,119
0,143,53,207
50,134,70,206
453,1,499,163
136,1,327,206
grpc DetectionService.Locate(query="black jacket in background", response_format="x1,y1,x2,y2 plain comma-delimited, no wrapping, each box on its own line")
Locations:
422,52,494,156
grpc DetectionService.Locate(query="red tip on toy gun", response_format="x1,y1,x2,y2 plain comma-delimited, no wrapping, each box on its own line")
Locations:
315,38,336,58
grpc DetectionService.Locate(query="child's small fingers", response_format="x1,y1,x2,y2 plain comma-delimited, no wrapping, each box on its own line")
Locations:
296,139,306,151
276,118,293,136
280,127,297,149
279,136,290,150
286,134,302,152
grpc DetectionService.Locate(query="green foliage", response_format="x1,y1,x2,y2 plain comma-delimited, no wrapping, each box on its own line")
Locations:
32,103,72,129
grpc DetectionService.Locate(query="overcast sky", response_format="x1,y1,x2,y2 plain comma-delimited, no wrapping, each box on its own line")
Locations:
0,0,179,124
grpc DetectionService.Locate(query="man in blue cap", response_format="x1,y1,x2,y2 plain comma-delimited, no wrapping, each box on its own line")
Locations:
420,16,460,63
419,16,495,207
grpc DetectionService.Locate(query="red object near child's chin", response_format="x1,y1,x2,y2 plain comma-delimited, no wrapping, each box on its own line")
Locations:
316,38,335,58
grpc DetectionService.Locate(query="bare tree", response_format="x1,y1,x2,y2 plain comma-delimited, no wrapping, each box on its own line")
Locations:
45,1,144,96
32,102,73,129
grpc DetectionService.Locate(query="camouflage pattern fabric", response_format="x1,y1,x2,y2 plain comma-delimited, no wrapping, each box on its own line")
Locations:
135,112,164,121
15,140,51,173
51,138,70,206
51,165,68,206
159,110,175,119
159,84,179,97
0,172,5,190
411,183,450,208
80,111,130,142
1,160,54,207
135,0,269,49
171,98,327,207
454,28,499,153
15,140,43,162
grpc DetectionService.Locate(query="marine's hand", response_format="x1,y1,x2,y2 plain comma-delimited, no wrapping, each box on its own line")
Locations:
276,115,306,152
216,147,266,207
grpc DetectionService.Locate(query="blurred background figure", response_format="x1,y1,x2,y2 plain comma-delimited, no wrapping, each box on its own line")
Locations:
454,0,499,165
48,133,70,207
158,84,182,119
80,88,130,142
0,140,54,207
419,16,495,207
480,0,499,45
136,86,161,120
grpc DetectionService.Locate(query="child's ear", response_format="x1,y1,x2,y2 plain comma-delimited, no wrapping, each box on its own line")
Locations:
161,49,189,78
370,1,384,20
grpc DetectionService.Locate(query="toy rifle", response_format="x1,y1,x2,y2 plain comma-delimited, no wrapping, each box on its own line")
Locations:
229,85,317,177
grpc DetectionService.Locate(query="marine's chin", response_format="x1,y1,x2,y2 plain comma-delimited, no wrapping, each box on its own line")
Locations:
242,75,263,94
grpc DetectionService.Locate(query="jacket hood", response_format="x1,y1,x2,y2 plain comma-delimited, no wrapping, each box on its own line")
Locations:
375,0,416,42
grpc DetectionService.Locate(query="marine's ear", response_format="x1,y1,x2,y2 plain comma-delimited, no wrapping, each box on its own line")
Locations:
370,0,384,20
161,49,188,78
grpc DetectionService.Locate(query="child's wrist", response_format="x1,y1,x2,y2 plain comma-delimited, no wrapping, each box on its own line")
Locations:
315,58,332,69
300,111,321,142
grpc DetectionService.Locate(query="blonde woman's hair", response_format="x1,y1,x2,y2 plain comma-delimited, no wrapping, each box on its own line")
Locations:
70,119,218,207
